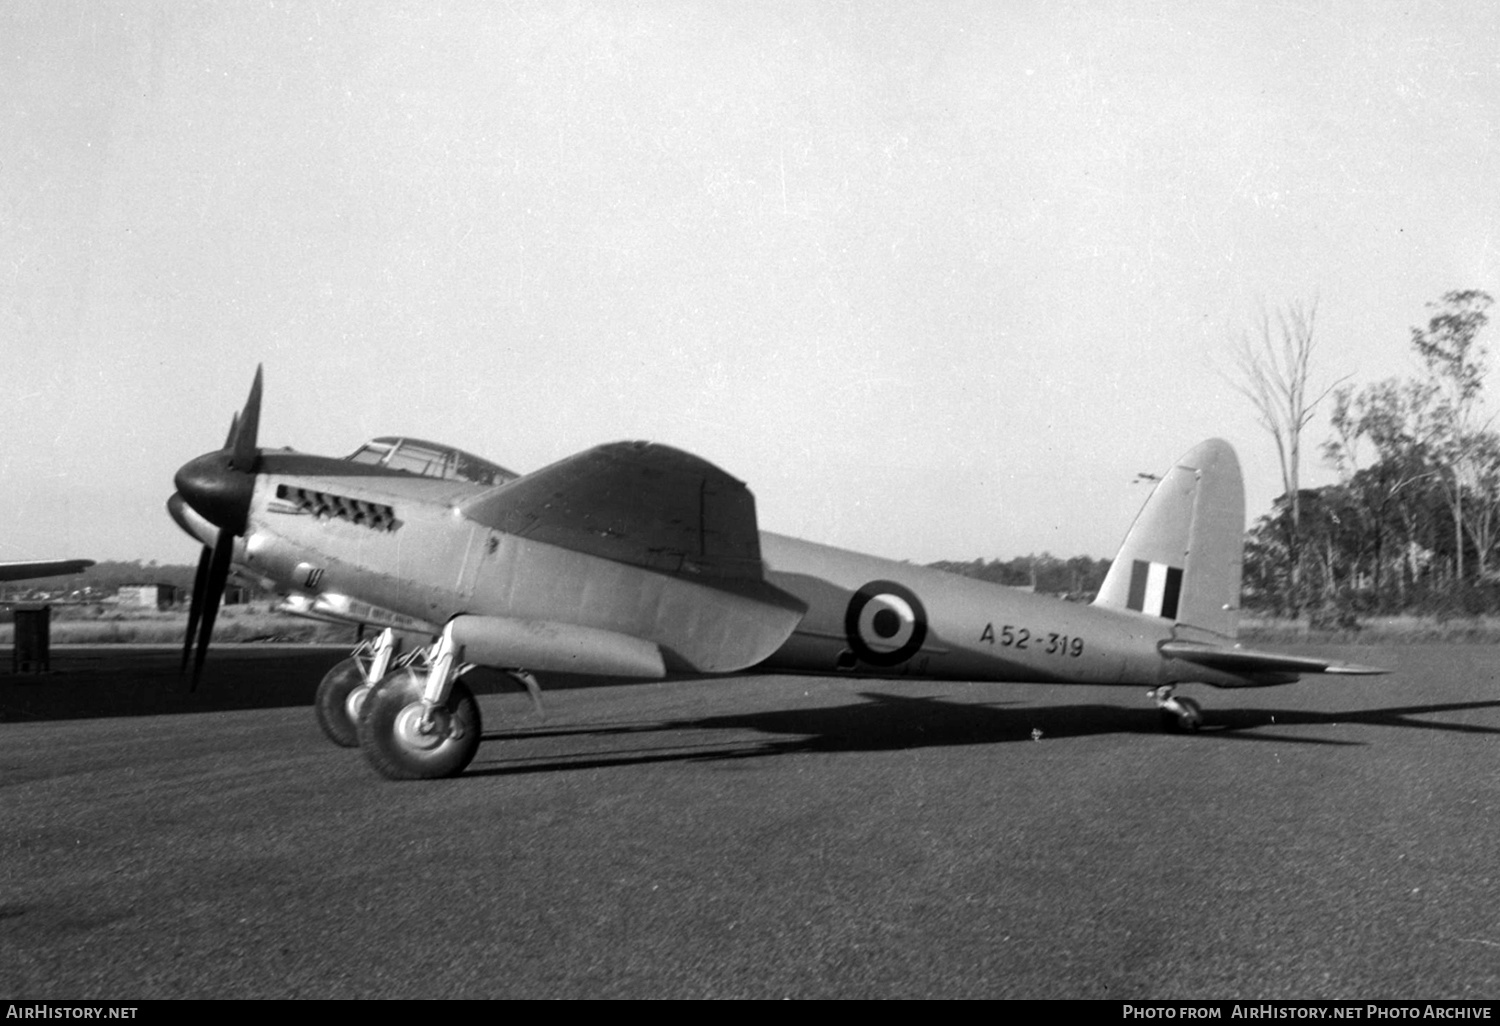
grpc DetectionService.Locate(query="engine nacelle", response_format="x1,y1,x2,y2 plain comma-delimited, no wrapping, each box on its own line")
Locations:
448,613,666,679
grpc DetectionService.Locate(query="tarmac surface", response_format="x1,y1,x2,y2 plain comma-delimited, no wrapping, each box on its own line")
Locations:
3,643,1499,999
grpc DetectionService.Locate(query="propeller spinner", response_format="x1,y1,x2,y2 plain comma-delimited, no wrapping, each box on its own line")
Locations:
171,367,263,690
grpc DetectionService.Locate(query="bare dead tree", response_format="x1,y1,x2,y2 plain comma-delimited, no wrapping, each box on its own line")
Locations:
1229,297,1343,617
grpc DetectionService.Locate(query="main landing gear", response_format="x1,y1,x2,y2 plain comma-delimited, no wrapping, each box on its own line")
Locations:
1149,685,1203,732
341,624,480,780
316,624,548,780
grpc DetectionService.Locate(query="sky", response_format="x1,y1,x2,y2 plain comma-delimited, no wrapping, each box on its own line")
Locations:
3,0,1498,568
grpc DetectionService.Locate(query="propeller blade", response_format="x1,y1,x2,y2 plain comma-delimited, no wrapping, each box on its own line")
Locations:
229,366,263,472
190,529,236,692
181,544,214,676
178,366,265,690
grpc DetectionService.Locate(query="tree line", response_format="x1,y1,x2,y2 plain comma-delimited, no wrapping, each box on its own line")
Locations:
928,555,1111,600
1,560,226,603
1243,290,1497,619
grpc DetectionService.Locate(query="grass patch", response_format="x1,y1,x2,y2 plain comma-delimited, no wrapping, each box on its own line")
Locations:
1240,614,1500,645
0,607,357,645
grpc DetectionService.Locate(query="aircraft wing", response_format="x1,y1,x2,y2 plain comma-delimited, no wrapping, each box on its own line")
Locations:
0,559,95,583
458,442,807,673
1160,640,1388,677
459,441,769,581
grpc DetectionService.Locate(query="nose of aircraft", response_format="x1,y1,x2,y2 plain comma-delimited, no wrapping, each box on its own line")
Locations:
166,491,193,537
174,449,255,536
166,490,213,545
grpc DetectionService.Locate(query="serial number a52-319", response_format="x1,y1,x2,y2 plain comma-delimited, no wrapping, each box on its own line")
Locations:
979,623,1085,657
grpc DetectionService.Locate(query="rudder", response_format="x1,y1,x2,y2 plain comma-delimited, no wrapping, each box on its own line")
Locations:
1093,439,1245,636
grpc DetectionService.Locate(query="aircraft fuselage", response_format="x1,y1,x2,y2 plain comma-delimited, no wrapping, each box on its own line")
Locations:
217,457,1265,691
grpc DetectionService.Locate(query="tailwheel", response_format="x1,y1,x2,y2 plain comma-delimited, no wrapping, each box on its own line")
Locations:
314,657,370,748
359,667,482,780
1149,686,1204,732
1165,696,1204,732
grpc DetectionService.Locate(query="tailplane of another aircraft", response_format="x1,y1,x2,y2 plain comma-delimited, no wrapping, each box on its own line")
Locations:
0,559,94,584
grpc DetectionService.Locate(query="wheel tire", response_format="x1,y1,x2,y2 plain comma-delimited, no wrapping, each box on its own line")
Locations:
358,668,482,780
1176,697,1204,730
314,657,370,748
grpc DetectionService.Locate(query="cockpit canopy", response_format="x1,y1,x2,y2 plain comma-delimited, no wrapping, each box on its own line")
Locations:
346,436,519,487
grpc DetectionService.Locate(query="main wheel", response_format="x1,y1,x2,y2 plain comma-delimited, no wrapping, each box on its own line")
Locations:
358,668,482,780
314,657,371,748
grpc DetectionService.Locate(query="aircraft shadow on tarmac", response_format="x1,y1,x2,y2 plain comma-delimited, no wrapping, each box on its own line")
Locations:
465,689,1500,778
0,655,640,723
0,649,355,723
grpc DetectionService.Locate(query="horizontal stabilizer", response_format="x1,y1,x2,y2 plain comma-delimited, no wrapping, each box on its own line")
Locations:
1160,640,1388,677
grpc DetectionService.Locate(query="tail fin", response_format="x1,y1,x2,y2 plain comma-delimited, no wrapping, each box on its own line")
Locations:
1093,439,1245,636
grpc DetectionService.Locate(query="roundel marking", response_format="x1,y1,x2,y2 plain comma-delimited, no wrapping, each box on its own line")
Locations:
844,580,928,666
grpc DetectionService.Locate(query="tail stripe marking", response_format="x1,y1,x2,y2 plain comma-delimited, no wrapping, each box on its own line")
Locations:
1160,566,1183,620
1126,560,1184,620
1127,559,1150,612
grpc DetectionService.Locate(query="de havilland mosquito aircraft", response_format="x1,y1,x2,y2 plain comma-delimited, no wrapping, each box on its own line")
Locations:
168,368,1384,781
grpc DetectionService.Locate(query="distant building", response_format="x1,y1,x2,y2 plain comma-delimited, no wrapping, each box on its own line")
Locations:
116,583,179,610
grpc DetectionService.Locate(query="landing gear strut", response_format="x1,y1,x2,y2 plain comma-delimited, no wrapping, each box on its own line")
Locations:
1149,685,1203,732
359,624,482,780
314,627,400,748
